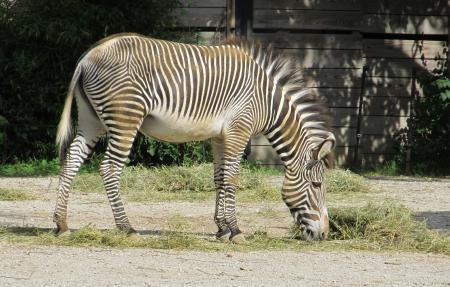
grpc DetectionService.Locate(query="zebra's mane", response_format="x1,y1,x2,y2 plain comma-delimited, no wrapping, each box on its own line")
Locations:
221,38,334,167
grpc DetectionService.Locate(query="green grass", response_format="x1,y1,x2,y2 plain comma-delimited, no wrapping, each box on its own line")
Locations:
241,161,284,176
72,163,281,202
1,204,448,255
71,164,371,202
0,154,104,177
0,159,60,177
0,188,36,201
0,158,284,178
0,162,371,204
360,162,449,178
0,161,371,204
328,204,450,254
360,161,402,177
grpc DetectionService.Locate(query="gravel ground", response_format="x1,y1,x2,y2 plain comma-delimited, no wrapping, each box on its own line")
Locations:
0,176,449,286
1,243,449,287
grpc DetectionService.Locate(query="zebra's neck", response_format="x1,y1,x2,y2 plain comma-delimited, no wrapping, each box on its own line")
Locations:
264,92,329,215
265,91,314,172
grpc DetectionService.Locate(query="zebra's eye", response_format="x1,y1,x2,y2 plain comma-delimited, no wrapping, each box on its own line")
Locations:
311,182,321,188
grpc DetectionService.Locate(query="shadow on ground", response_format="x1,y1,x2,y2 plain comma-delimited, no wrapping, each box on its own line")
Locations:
415,211,450,232
0,226,215,238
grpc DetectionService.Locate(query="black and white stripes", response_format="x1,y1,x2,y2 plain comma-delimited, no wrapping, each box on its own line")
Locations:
54,33,335,241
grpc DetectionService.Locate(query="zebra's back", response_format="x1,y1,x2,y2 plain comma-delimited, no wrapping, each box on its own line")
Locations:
80,34,269,142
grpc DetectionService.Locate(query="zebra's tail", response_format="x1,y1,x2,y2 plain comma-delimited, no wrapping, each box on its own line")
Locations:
56,64,82,164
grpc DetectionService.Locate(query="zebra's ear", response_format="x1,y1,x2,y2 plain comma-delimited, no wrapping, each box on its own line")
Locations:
315,133,336,161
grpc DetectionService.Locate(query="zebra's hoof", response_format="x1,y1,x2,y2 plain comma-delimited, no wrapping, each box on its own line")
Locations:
216,229,231,242
127,231,141,241
54,222,71,236
230,233,246,244
55,228,71,237
124,227,140,240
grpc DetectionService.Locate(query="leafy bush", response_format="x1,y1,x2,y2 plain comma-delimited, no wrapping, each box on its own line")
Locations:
130,137,212,166
396,71,450,174
0,0,212,166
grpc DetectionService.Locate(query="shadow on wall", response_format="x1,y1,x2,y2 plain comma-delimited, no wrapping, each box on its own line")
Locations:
247,0,448,168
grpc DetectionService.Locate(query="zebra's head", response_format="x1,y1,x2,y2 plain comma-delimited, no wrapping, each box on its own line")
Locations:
293,133,335,241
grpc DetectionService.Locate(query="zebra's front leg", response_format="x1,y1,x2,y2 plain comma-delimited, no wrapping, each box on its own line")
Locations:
212,138,231,241
215,184,245,243
214,188,231,241
212,131,250,244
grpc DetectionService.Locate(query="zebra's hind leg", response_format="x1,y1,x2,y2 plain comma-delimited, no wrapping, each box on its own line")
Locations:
212,130,251,244
54,133,101,235
53,112,104,235
99,123,143,235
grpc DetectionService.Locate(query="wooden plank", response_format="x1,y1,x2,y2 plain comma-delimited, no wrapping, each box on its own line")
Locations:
253,0,361,11
360,134,397,153
365,58,446,78
364,77,420,97
249,134,401,167
250,134,270,146
335,146,355,166
248,144,356,166
250,128,356,166
363,0,447,15
176,31,225,45
362,96,411,116
360,153,394,166
303,68,362,88
282,48,362,68
330,107,357,127
253,32,362,49
196,31,226,44
173,7,226,28
247,145,283,165
363,14,448,35
253,9,362,30
250,126,356,148
316,88,360,107
178,0,227,8
333,127,357,147
249,135,282,165
363,39,448,60
359,115,408,135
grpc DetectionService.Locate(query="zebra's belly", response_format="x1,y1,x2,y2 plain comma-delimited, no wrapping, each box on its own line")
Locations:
139,114,224,143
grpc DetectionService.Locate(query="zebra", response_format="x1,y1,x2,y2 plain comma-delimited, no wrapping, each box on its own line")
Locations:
54,33,335,242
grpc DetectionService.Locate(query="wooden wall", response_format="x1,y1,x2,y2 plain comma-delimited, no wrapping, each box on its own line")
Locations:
173,0,228,43
174,0,448,167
